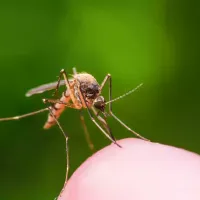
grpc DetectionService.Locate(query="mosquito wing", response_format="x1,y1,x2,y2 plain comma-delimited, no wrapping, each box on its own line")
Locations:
26,79,73,97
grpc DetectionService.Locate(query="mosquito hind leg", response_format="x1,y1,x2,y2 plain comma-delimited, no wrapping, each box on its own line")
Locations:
79,111,95,152
0,108,49,121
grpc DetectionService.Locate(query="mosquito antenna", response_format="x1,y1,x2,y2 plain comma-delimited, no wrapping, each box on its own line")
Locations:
105,83,143,105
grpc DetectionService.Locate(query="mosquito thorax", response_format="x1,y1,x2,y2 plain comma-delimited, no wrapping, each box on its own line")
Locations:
74,73,100,108
93,96,105,111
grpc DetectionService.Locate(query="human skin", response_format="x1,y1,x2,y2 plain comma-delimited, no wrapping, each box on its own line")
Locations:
57,138,200,200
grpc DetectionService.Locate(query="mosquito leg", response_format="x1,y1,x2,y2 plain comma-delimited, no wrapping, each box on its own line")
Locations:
89,111,121,148
77,85,121,148
52,68,74,97
43,98,64,104
99,74,149,141
99,74,111,94
106,75,150,141
43,98,76,109
47,107,69,198
97,74,118,141
91,107,116,142
79,111,95,152
110,113,150,141
48,106,68,147
0,108,49,121
58,69,80,109
52,70,64,97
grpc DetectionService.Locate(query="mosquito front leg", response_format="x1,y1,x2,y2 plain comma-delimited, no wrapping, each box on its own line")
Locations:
88,111,121,148
99,74,111,93
91,107,116,142
77,85,121,148
105,75,149,141
99,74,114,113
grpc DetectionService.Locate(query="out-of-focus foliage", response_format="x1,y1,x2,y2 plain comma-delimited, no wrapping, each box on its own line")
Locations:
0,0,199,199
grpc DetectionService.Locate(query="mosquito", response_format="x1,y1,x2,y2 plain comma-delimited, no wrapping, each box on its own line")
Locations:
0,67,149,198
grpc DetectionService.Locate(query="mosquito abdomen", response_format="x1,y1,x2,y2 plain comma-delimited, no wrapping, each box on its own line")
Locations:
43,90,70,129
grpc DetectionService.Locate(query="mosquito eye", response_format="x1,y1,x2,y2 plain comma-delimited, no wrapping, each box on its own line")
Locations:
86,88,94,95
93,96,105,111
87,88,93,93
87,84,99,93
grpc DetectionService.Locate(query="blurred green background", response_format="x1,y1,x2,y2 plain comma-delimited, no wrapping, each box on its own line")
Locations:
0,0,199,199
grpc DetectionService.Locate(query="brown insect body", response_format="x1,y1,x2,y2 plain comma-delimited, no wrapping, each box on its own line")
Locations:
43,90,71,129
44,73,100,129
74,73,100,108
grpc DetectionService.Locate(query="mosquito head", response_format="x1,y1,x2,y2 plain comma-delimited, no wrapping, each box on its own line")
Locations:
84,83,99,99
93,96,106,111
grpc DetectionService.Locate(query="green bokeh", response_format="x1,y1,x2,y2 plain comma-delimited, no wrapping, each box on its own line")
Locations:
0,0,199,199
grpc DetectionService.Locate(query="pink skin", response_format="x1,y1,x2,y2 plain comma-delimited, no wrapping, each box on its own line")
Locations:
58,138,200,200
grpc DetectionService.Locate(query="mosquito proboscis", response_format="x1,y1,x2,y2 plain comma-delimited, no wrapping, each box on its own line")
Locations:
0,67,149,198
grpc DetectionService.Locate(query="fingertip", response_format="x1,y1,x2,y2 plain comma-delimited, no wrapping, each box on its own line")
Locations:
58,138,200,200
